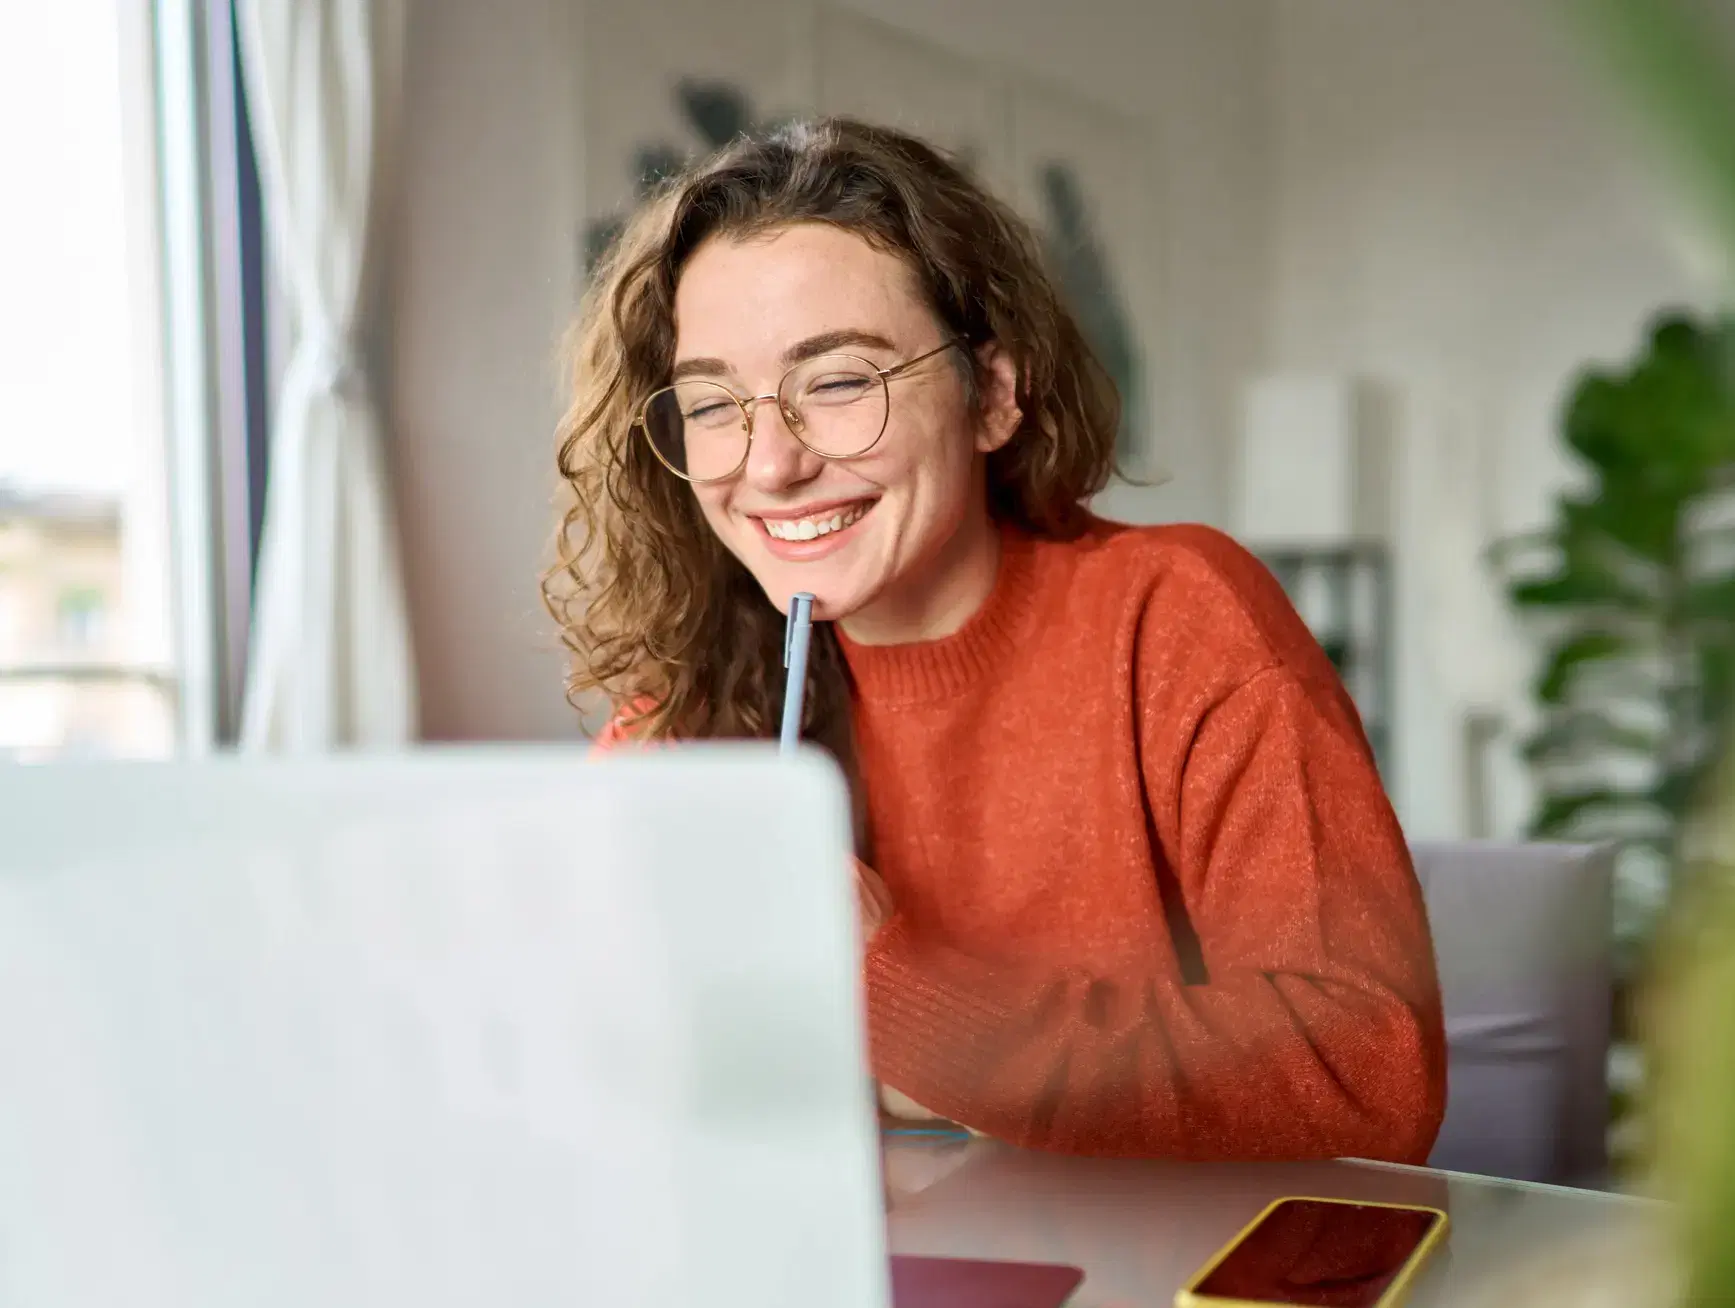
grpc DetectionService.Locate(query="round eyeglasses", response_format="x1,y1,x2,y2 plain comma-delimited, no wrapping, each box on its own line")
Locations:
631,338,966,484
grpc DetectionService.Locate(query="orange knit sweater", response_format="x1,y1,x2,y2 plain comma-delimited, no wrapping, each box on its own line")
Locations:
603,518,1446,1163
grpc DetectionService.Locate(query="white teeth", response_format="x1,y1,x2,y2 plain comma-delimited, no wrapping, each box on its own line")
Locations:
764,503,869,541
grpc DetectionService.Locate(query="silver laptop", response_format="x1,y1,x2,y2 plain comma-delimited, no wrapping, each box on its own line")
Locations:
0,747,888,1308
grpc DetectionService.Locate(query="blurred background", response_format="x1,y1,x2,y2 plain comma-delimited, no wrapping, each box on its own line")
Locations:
5,0,1735,1213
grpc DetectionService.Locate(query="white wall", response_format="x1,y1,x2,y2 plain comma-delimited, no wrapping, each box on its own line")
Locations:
389,0,1271,740
390,0,584,741
1265,0,1722,838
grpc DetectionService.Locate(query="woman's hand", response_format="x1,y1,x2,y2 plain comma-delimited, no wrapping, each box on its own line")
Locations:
853,856,893,948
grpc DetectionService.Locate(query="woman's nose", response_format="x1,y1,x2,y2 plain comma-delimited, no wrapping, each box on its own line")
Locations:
740,396,822,492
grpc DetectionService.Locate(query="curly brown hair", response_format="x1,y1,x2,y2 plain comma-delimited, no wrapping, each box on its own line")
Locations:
544,117,1119,787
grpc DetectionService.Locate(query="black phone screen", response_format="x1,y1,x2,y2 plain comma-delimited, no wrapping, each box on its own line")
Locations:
1190,1199,1443,1307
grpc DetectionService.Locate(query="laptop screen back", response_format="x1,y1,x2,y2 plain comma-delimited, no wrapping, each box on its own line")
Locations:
0,749,884,1308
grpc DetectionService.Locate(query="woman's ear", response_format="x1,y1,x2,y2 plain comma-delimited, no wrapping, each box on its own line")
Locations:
972,343,1023,455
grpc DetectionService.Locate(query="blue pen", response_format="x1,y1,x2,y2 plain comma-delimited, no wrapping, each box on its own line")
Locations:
780,592,815,755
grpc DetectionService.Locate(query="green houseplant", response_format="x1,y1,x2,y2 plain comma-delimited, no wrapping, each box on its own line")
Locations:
1501,312,1735,968
1452,4,1735,1299
1559,3,1735,1303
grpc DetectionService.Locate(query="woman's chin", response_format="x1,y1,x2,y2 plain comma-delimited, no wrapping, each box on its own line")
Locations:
790,588,863,624
755,571,872,624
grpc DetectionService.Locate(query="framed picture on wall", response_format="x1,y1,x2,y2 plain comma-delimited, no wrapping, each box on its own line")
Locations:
813,7,1013,197
1008,84,1162,480
578,0,815,272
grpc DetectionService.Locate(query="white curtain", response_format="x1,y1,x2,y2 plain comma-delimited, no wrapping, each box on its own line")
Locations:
234,0,415,750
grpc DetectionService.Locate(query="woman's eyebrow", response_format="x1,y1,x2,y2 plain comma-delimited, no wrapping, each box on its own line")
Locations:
780,329,896,366
669,355,732,382
668,330,897,384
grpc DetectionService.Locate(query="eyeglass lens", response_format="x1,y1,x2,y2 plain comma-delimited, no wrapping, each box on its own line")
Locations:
640,354,889,481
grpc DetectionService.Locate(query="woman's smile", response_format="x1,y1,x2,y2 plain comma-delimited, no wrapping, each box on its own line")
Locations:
751,496,878,559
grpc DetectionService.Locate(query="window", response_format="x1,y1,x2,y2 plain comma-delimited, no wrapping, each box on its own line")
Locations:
0,3,262,762
57,586,110,652
0,5,182,762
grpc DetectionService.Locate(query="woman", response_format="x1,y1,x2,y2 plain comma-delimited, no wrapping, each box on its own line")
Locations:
547,118,1445,1162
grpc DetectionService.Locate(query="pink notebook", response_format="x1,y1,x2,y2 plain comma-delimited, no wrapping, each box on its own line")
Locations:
889,1254,1085,1307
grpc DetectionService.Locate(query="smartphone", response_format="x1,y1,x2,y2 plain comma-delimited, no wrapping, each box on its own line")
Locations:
1175,1196,1448,1308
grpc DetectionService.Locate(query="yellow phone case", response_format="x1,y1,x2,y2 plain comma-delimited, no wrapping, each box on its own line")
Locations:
1174,1194,1450,1308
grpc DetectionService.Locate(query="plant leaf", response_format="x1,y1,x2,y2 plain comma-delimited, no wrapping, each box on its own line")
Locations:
1522,711,1664,764
1532,631,1636,703
1566,0,1735,270
1528,787,1670,839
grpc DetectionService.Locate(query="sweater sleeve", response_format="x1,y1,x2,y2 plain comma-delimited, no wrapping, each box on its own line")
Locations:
862,665,1446,1163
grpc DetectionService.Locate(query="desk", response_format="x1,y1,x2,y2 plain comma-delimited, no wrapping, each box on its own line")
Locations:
883,1135,1665,1307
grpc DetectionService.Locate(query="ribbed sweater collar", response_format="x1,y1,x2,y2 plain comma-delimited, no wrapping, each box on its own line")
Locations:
836,524,1044,705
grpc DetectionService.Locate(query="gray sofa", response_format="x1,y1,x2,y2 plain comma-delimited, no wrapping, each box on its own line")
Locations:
1411,841,1615,1187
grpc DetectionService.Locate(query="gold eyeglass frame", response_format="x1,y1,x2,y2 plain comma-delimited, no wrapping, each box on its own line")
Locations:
631,337,966,484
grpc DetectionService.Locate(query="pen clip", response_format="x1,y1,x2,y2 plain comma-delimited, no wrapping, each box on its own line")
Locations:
783,608,794,668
